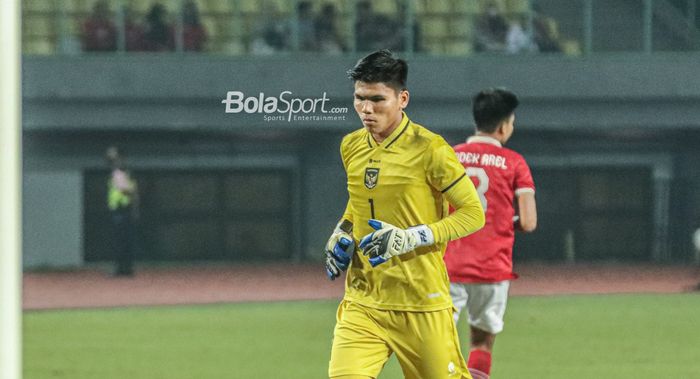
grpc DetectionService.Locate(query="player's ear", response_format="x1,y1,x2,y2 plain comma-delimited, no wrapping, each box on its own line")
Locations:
398,89,409,109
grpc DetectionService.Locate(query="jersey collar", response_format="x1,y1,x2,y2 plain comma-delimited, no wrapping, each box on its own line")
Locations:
467,135,502,147
367,112,410,149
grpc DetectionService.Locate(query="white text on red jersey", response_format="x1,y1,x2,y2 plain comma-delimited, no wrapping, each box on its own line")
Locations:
456,152,508,169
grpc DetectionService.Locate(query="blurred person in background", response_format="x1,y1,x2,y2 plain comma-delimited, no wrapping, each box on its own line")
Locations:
296,1,318,51
444,89,537,379
505,16,537,54
82,0,117,52
315,3,346,54
354,1,398,52
182,0,207,52
473,1,508,53
106,146,139,277
325,49,484,379
531,3,562,53
250,1,290,54
394,0,423,53
143,3,174,51
122,4,145,51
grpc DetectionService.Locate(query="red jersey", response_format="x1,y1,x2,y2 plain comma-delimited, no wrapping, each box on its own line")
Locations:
444,136,535,283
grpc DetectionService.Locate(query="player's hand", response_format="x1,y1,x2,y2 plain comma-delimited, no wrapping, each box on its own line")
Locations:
324,221,355,280
358,219,434,267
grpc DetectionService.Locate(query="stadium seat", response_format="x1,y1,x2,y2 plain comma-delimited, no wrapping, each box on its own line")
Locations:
446,40,472,55
422,18,448,38
200,0,234,13
23,0,56,12
372,0,397,15
24,39,56,55
62,0,92,13
23,16,55,37
223,40,245,55
450,17,473,38
452,0,479,14
505,0,530,13
238,0,261,14
422,0,451,14
562,39,582,56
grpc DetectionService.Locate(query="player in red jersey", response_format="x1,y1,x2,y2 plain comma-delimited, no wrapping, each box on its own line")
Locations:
444,88,537,379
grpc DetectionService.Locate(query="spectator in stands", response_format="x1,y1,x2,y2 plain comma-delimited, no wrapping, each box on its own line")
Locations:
143,3,174,51
394,0,422,52
355,1,398,51
296,1,318,51
474,1,508,53
315,3,346,54
505,16,537,54
82,0,117,52
250,2,290,54
531,4,562,53
182,0,207,51
121,4,145,51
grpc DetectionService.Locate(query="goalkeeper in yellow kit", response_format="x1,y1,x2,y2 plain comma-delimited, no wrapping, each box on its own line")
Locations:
324,50,485,379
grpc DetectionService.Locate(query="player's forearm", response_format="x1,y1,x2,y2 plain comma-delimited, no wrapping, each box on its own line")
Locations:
516,192,537,232
428,179,485,243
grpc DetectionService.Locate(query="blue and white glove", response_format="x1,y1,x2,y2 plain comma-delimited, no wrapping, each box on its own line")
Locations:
358,219,434,267
324,220,355,280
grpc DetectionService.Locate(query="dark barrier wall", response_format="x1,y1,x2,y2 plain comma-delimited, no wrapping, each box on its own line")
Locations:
22,54,700,267
23,53,700,131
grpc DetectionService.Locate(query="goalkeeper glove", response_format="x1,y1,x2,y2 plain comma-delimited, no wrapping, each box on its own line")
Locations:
324,220,355,280
358,219,434,267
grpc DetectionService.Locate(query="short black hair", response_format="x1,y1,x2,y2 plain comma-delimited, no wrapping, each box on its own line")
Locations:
472,88,519,133
347,49,408,91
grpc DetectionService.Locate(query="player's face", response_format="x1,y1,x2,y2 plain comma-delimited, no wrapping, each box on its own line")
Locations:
354,81,409,142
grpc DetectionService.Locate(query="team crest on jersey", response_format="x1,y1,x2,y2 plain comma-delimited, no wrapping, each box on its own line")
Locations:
364,168,379,189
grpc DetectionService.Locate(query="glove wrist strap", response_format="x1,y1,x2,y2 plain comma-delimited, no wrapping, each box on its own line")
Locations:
406,225,434,247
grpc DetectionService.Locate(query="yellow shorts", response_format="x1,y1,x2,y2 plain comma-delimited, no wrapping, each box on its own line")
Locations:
328,300,471,379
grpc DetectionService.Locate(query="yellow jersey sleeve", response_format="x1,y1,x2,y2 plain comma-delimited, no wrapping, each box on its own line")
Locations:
424,137,485,243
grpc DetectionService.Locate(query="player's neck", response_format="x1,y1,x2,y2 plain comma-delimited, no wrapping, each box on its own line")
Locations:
475,131,504,145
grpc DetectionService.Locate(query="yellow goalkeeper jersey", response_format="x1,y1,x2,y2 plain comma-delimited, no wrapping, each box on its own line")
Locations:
340,113,484,311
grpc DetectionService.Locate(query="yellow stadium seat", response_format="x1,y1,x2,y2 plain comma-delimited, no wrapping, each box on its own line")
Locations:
24,39,55,55
422,18,448,38
223,40,245,55
450,17,473,38
238,0,260,14
424,0,450,13
451,0,479,14
201,17,217,33
562,39,582,56
372,0,397,15
124,0,149,14
200,0,234,13
270,0,293,13
505,0,530,13
66,19,82,36
62,0,92,13
23,0,55,12
446,40,472,55
23,16,55,37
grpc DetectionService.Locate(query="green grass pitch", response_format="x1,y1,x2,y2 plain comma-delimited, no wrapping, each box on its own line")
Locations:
24,293,700,378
